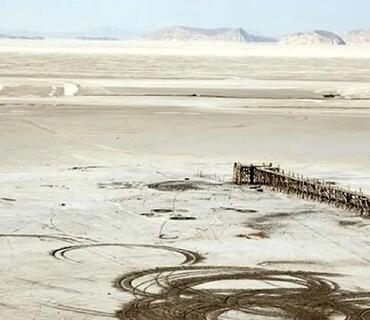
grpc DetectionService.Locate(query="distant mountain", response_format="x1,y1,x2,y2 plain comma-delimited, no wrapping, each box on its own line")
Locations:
75,27,138,40
140,26,276,43
0,27,138,40
281,30,346,45
345,29,370,43
77,36,118,41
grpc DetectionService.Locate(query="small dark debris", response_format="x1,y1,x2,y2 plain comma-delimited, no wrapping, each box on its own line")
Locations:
323,93,340,99
149,180,201,191
339,220,358,226
176,209,189,213
141,213,155,217
69,166,104,171
152,209,173,213
98,182,133,190
1,197,16,202
237,231,269,240
221,207,258,214
170,216,197,221
60,203,66,207
256,188,264,192
159,234,179,240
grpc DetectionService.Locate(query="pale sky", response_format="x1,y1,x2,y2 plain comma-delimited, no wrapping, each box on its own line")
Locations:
0,0,369,36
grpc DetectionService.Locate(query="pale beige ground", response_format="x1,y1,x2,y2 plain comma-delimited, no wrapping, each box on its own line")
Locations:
0,41,370,319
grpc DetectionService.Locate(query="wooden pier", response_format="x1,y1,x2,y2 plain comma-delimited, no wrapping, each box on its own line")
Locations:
233,163,370,216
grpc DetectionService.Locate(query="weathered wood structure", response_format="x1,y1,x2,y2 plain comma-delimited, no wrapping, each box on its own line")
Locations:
233,163,370,216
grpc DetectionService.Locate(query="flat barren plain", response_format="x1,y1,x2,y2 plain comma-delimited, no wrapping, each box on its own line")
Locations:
1,40,370,320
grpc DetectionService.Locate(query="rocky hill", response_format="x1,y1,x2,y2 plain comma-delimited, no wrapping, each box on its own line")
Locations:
281,30,345,45
140,26,276,43
345,29,370,43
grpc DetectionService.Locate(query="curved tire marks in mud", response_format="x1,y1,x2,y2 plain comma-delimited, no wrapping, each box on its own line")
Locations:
51,243,204,265
45,303,116,318
0,234,88,244
116,266,370,320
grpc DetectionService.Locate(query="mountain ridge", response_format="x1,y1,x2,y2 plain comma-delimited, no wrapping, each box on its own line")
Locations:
281,30,346,45
139,26,276,43
345,29,370,43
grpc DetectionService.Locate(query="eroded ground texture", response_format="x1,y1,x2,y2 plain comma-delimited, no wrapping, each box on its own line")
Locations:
0,41,370,320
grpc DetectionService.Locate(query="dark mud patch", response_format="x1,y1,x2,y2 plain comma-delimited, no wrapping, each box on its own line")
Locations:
170,216,197,221
339,220,360,226
250,210,315,225
149,180,220,192
176,209,189,213
69,166,105,171
152,209,173,214
1,197,16,202
220,207,258,214
116,266,370,320
236,231,269,240
140,213,156,218
244,222,278,236
98,182,133,190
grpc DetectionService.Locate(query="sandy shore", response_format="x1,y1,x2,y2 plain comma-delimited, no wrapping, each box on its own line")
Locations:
1,40,370,319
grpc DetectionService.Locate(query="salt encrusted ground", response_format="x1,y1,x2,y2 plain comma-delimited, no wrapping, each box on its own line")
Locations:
0,40,370,320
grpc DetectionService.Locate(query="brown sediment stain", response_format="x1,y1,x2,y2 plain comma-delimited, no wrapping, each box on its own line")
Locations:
116,266,370,320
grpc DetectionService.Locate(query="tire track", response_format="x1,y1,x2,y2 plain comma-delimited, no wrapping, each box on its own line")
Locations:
115,266,370,320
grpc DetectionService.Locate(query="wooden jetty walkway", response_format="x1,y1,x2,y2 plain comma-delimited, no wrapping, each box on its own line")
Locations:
233,163,370,216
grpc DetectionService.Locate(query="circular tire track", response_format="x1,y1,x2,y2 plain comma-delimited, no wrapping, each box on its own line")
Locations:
116,266,370,320
51,243,204,265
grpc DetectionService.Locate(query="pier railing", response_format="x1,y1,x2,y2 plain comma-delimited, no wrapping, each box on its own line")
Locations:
233,163,370,216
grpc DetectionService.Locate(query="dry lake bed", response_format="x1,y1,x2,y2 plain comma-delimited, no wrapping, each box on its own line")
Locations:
1,40,370,320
